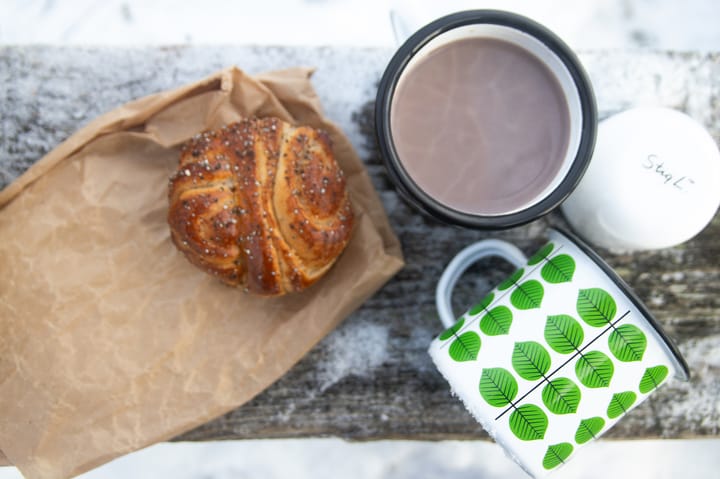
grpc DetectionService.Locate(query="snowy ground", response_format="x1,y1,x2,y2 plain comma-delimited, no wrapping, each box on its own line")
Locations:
2,0,720,52
1,0,719,478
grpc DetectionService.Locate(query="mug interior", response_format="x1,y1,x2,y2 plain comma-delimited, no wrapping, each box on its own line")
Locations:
393,24,583,216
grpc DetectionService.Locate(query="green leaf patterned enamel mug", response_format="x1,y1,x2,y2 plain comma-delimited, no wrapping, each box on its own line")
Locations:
429,229,689,478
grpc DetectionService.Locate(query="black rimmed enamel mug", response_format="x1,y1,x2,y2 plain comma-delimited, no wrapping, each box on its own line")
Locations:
376,10,597,229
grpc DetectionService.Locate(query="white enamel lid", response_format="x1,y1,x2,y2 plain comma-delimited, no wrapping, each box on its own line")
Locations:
561,107,720,250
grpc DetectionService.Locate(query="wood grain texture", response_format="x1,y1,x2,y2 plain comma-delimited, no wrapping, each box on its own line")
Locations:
2,46,719,441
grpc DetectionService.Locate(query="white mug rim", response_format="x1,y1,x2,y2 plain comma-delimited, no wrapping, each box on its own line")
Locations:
393,23,583,217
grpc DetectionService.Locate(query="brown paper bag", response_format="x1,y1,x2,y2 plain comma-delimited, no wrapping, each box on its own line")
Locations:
0,67,404,479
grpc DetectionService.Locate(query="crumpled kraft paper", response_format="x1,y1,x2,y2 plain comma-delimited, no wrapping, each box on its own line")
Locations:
0,67,404,479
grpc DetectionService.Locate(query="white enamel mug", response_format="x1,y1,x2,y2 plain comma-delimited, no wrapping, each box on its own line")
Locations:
429,229,689,477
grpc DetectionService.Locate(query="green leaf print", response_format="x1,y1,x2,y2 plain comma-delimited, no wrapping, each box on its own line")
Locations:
479,306,513,336
607,391,637,419
509,404,548,441
498,269,524,291
469,293,495,316
608,324,647,362
638,365,670,394
574,417,606,444
575,351,614,388
528,243,554,266
541,254,576,284
512,341,551,381
542,377,582,415
448,332,481,362
542,442,574,470
544,314,585,354
510,280,544,310
479,368,518,407
439,317,465,341
577,288,617,327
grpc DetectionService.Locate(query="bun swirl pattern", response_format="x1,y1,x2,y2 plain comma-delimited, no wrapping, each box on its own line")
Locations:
168,117,354,296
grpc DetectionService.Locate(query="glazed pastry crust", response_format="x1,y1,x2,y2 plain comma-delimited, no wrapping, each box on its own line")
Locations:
168,117,354,296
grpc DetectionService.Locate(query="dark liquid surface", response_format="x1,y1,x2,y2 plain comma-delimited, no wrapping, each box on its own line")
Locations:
390,37,571,215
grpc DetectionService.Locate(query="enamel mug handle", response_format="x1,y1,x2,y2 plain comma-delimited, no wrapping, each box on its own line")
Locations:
436,240,528,328
389,9,415,45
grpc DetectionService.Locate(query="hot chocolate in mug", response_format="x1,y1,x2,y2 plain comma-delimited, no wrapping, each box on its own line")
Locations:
429,229,689,477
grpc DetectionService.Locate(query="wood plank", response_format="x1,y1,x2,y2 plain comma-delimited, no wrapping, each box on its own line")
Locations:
2,46,719,441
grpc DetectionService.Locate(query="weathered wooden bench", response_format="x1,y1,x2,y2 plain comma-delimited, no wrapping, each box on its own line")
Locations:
2,47,718,448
